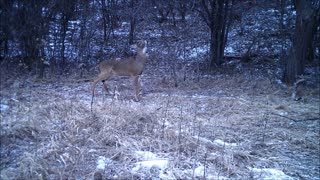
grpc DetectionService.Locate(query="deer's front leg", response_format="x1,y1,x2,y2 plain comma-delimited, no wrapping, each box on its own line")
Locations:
132,75,140,102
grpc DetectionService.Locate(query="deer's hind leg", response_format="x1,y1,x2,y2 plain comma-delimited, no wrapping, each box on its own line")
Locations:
92,71,111,95
91,69,112,111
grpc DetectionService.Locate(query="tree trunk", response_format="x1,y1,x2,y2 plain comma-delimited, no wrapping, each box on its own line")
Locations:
207,0,233,68
101,0,108,42
209,30,217,67
283,0,319,84
129,17,136,45
128,0,137,44
61,15,68,70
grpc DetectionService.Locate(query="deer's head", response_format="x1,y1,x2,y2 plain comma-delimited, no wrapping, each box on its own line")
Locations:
131,40,147,54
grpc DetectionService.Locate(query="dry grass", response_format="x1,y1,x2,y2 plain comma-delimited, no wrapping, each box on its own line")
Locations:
1,63,319,179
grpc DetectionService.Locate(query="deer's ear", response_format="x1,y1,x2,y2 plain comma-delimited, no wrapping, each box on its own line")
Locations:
136,40,145,47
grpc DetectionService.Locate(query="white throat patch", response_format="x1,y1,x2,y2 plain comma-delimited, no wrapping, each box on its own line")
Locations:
142,46,147,54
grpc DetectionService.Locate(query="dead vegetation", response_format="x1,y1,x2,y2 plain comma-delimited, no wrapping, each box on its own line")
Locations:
0,62,319,179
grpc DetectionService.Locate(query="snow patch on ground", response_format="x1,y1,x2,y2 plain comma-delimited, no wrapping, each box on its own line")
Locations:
132,151,169,174
96,156,112,170
225,46,235,55
213,139,237,147
194,136,214,144
194,136,238,147
183,165,228,179
250,168,294,180
135,151,158,160
132,159,169,172
194,165,205,177
178,45,208,60
0,104,9,112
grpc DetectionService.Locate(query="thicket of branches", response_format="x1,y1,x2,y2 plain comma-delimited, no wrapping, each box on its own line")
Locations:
0,0,319,84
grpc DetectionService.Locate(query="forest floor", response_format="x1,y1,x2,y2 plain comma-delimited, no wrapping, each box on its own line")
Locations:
0,61,319,179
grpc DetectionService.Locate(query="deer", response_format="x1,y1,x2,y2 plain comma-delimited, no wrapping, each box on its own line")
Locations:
91,40,148,110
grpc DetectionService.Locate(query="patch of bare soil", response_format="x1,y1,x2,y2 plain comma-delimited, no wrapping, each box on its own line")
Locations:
1,65,319,179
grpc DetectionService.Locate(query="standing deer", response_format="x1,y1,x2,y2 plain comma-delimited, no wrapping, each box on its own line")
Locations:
91,40,148,110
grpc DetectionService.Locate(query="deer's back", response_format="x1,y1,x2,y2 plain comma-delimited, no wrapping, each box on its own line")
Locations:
99,56,145,76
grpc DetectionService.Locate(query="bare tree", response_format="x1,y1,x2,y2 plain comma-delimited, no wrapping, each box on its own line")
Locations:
152,0,187,26
128,0,138,44
176,0,190,22
99,0,119,43
1,0,52,77
0,1,14,59
57,0,77,69
283,0,320,84
121,0,146,44
196,0,234,68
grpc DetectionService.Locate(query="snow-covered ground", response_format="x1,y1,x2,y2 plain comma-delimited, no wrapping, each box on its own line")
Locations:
0,67,319,179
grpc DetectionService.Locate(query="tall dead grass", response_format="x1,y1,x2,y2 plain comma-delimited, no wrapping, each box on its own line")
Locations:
1,64,319,179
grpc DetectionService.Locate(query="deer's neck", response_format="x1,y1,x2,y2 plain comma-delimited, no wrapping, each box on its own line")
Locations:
136,51,147,63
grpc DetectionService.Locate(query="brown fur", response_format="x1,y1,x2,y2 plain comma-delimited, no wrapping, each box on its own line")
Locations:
91,40,148,110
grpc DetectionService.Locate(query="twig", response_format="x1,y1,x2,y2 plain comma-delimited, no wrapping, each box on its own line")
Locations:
204,152,207,179
292,78,306,100
162,93,171,139
178,105,183,153
262,114,269,143
271,112,319,122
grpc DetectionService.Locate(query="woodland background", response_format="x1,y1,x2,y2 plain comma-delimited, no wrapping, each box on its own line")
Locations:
0,0,319,83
